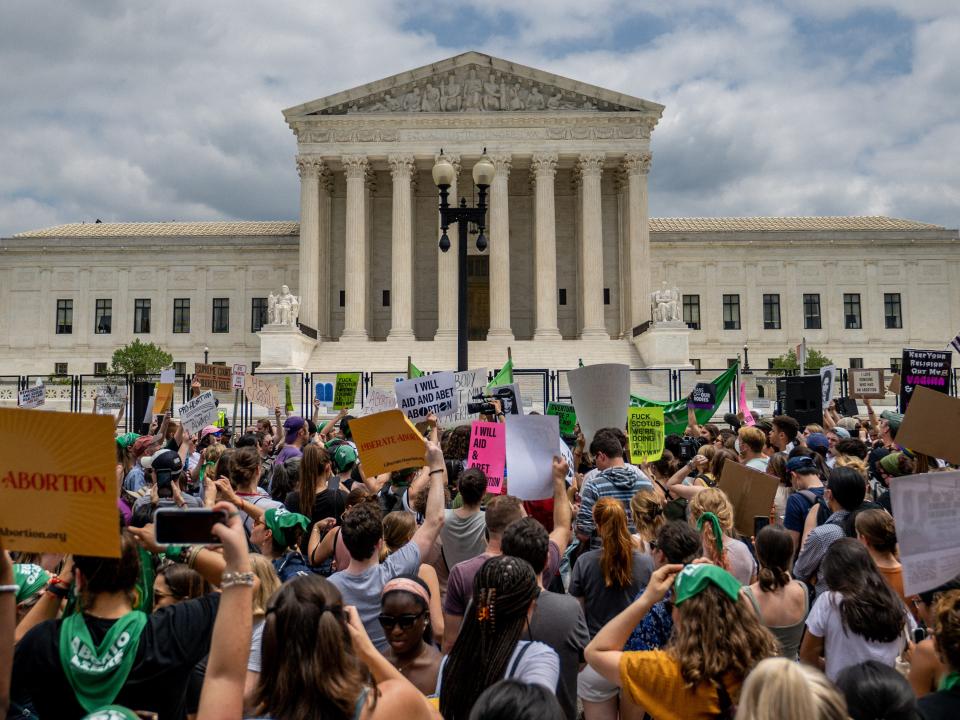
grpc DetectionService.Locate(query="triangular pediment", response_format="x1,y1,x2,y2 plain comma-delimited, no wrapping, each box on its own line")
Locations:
283,51,664,119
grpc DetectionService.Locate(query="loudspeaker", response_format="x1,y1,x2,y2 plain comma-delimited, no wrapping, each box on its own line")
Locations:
132,381,153,435
776,375,823,427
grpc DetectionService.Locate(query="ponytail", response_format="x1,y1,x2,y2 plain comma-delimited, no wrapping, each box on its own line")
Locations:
696,511,730,572
594,498,634,588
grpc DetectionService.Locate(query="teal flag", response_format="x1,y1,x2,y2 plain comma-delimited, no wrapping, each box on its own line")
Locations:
630,364,739,436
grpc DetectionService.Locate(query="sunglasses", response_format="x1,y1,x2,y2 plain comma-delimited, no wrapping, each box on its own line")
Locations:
378,611,425,630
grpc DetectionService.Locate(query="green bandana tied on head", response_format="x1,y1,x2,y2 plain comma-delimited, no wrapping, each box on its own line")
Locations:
115,433,140,449
696,512,725,555
264,507,310,549
59,611,149,712
674,563,742,606
81,705,141,720
13,563,50,603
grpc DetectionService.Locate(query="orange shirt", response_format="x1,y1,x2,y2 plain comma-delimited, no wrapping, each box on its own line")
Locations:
878,564,920,619
619,650,741,720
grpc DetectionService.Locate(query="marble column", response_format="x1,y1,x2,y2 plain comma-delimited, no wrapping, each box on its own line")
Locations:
341,155,368,339
532,153,561,339
624,153,652,330
435,154,461,339
316,167,333,339
296,155,323,334
388,154,416,339
578,153,607,339
488,153,514,340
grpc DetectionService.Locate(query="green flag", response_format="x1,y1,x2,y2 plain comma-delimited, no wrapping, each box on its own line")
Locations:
630,364,739,436
488,358,513,388
284,376,295,414
408,359,424,379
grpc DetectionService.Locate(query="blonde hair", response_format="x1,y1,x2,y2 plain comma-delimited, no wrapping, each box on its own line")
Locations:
250,553,281,617
630,489,665,544
381,510,417,561
203,442,226,465
688,487,735,570
833,455,868,481
735,657,848,720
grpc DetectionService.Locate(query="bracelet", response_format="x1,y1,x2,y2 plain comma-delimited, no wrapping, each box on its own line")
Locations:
186,545,204,569
220,571,255,589
429,468,444,476
46,582,71,599
0,584,19,594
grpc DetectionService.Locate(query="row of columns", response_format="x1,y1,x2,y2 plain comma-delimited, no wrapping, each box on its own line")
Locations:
296,151,652,341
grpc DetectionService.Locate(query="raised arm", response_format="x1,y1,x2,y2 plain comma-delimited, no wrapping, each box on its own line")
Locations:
686,402,701,437
549,456,572,555
411,443,446,558
320,408,347,440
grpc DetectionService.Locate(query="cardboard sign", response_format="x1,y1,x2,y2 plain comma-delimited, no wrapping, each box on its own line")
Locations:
891,471,960,596
896,386,960,465
445,368,488,427
154,371,175,415
627,407,665,463
901,349,952,412
545,402,577,436
349,409,427,476
244,376,280,411
98,383,127,410
231,364,247,390
395,371,458,420
333,373,361,410
466,421,506,494
889,373,901,395
688,383,717,410
819,365,836,410
356,389,398,417
567,363,630,443
0,408,119,557
718,460,780,538
18,385,45,409
738,382,755,426
849,368,886,399
178,390,218,435
504,414,559,501
194,363,232,392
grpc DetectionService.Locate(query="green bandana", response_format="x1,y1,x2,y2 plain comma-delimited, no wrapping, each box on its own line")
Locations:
879,452,904,477
115,433,140,449
13,563,50,603
696,512,725,555
264,507,310,549
59,611,149,712
674,563,741,606
940,671,960,692
82,705,141,720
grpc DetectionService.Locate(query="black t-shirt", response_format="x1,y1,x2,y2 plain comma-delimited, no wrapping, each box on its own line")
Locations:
12,593,220,720
918,687,960,719
285,484,347,552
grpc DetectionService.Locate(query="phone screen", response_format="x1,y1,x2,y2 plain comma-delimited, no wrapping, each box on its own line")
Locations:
154,509,226,545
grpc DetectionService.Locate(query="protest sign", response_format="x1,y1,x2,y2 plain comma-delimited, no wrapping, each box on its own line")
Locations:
888,373,901,395
154,369,175,415
504,415,559,501
193,363,232,392
567,363,630,443
901,349,952,412
849,368,886,399
315,382,334,403
0,407,119,557
445,368,487,426
231,364,247,390
395,371,458,420
244,376,279,411
627,407,665,463
688,383,717,410
545,402,577,436
819,365,836,409
738,382,755,426
98,383,127,410
895,386,960,465
891,471,960,596
489,383,522,415
333,373,361,410
178,391,218,435
349,409,427,476
466,421,506,494
356,388,397,417
18,385,45,409
718,461,780,538
142,394,156,424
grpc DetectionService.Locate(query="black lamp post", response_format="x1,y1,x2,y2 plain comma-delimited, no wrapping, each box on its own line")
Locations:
742,344,752,374
432,151,494,372
204,346,209,364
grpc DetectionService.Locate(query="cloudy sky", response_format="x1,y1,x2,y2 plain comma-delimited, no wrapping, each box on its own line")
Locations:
1,0,957,237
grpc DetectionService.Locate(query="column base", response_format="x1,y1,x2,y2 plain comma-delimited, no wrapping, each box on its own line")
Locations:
533,328,563,340
486,329,515,341
339,329,369,342
387,329,416,341
579,327,610,341
433,329,459,340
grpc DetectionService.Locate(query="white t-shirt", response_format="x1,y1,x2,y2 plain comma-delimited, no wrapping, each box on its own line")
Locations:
435,640,559,694
806,590,915,681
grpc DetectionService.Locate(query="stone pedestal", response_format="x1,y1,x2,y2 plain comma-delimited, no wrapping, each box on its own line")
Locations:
258,324,318,372
631,322,693,368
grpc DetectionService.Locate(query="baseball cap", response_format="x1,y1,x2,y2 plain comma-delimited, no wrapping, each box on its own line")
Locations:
806,433,829,453
786,455,818,474
832,426,851,439
880,410,904,431
332,443,358,473
142,449,183,475
284,416,306,444
200,425,222,441
131,435,156,459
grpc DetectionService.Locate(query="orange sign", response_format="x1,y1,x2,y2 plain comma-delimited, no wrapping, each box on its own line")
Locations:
349,409,427,477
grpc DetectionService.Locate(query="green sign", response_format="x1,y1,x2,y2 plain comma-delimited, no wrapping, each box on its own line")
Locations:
333,373,361,410
546,402,577,436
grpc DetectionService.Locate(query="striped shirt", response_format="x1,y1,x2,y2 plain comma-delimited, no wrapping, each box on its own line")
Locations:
576,466,653,542
793,510,849,597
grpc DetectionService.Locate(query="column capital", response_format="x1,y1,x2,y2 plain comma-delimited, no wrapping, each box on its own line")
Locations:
365,166,377,192
319,166,334,193
577,153,605,178
296,155,324,179
387,154,416,181
488,153,512,176
341,155,369,180
530,152,559,177
623,152,652,176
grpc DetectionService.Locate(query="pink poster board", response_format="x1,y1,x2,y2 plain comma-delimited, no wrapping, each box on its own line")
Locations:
739,382,755,426
466,421,506,494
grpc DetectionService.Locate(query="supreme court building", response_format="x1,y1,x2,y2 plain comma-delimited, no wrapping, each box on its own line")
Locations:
1,52,959,376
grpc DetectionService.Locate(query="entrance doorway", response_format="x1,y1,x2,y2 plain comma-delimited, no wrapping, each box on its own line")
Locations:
467,255,489,340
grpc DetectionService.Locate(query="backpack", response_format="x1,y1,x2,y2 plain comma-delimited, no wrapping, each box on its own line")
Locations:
655,480,688,521
798,489,830,526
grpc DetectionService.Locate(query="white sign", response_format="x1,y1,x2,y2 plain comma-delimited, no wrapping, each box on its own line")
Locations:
142,394,156,423
355,388,397,417
505,415,559,501
567,363,631,443
98,383,127,410
394,371,458,420
819,364,837,409
444,368,488,426
18,385,45,409
178,390,218,435
891,471,960,596
849,368,886,399
231,364,247,390
159,368,176,385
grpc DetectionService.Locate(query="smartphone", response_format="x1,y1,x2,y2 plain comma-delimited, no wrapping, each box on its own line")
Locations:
154,508,227,545
753,516,770,537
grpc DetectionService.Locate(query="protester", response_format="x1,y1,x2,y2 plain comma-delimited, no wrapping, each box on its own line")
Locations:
917,589,960,717
243,553,282,712
687,488,757,584
438,467,488,580
783,454,825,552
855,509,912,609
275,415,308,465
737,426,769,472
152,562,210,609
735,657,848,720
834,660,920,720
220,445,282,533
466,679,564,720
769,416,800,453
629,488,665,554
283,443,347,543
381,511,444,638
378,574,441,695
908,578,960,698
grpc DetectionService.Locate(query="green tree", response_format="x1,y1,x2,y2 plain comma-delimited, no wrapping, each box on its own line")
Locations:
768,347,834,375
110,339,173,377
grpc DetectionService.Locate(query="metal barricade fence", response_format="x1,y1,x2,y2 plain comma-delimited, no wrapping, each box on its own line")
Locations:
0,375,22,409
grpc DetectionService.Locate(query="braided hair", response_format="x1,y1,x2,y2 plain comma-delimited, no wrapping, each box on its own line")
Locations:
439,555,539,720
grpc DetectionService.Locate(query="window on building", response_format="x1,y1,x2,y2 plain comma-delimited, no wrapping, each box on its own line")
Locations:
558,288,567,306
890,357,902,373
843,293,862,329
763,294,781,330
767,359,777,370
722,294,741,330
726,358,739,368
94,362,108,375
54,362,68,375
849,358,864,369
212,298,230,333
134,299,151,334
682,294,700,330
690,359,702,372
603,288,611,305
251,298,268,332
803,293,821,330
339,290,345,307
172,362,186,376
252,361,261,373
884,293,902,329
95,299,112,334
173,299,190,334
56,299,73,334
382,290,390,307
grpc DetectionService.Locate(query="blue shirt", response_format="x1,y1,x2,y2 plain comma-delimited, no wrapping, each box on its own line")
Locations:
123,465,145,492
624,590,673,651
784,486,823,533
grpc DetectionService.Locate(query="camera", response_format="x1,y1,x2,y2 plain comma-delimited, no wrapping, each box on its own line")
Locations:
467,387,517,416
676,436,704,463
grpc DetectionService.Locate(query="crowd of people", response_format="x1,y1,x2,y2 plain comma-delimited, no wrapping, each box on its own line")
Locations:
1,391,958,720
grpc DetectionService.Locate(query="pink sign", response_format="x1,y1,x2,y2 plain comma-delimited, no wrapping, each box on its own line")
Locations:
739,382,755,426
466,421,506,494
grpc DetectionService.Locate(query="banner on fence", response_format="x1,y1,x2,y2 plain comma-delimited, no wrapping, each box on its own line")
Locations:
179,391,218,435
18,385,45,409
194,363,232,392
627,407,665,463
333,373,361,410
395,372,458,420
466,421,506,494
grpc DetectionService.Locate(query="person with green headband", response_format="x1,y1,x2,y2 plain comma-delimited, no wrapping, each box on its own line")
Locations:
253,507,314,583
585,562,778,719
